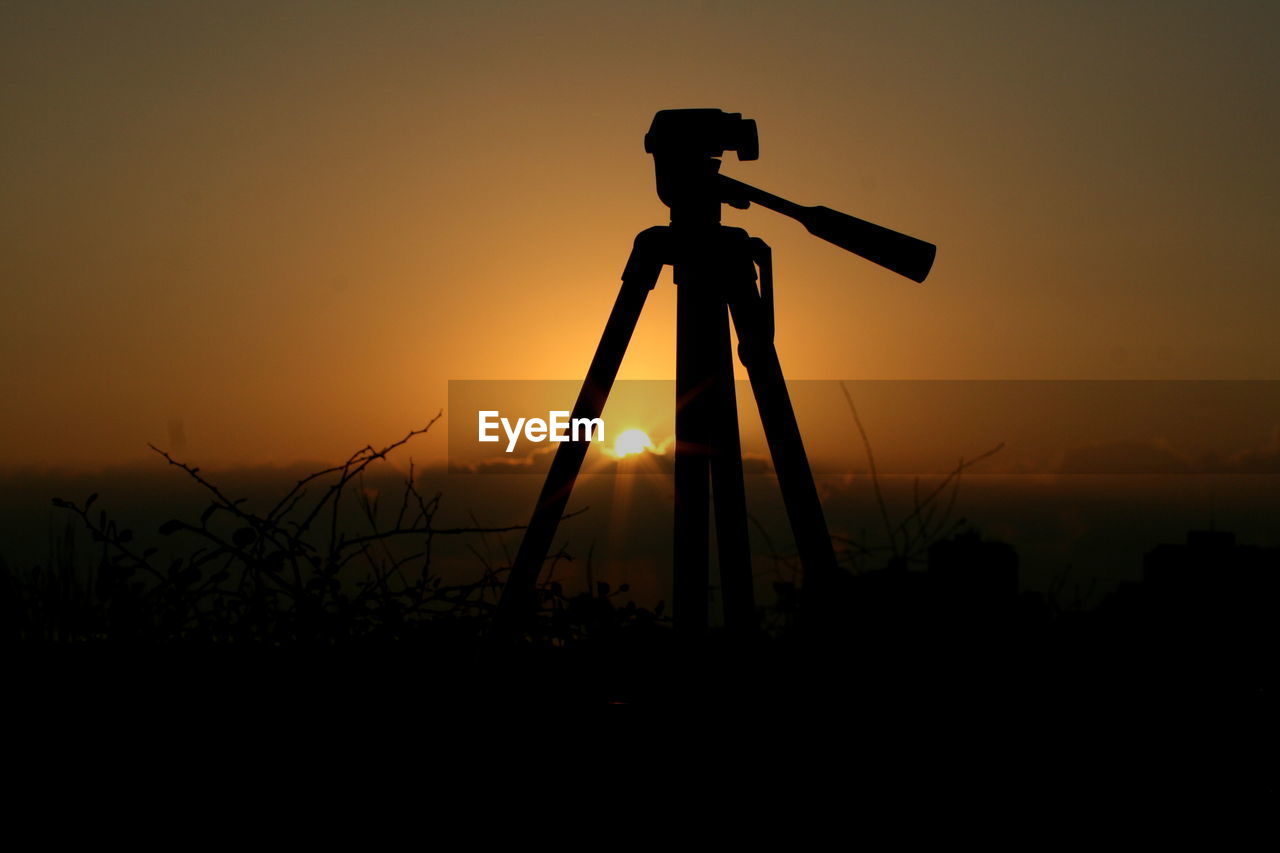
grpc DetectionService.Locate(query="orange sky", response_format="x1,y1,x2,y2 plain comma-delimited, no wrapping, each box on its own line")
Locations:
3,1,1278,469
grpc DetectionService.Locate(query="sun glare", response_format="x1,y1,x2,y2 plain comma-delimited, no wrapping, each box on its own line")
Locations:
614,428,654,457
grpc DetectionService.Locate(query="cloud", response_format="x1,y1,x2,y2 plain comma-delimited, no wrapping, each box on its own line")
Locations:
1056,431,1280,475
1057,440,1191,475
1216,427,1280,474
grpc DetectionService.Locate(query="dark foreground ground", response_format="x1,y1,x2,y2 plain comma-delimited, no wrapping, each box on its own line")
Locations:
7,576,1276,715
7,554,1279,803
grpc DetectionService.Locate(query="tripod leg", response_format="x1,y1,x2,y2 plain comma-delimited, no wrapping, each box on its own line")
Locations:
727,241,840,594
675,230,757,635
495,228,668,632
674,278,715,635
705,299,755,633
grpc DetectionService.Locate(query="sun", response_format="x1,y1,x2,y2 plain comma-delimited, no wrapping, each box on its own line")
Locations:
613,428,654,457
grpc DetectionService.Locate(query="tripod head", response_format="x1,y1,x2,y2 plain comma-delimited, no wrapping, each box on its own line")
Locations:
645,109,757,225
644,108,936,283
644,109,759,162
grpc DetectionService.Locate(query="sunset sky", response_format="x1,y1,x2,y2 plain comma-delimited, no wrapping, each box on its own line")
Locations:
3,0,1278,469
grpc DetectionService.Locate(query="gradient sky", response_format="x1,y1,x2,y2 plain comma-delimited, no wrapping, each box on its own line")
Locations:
3,0,1278,469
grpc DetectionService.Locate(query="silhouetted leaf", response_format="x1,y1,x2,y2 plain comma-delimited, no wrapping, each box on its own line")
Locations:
232,527,256,549
118,529,133,543
85,492,98,510
158,519,183,535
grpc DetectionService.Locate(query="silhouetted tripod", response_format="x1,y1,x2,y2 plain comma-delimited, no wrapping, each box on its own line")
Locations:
497,109,935,634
